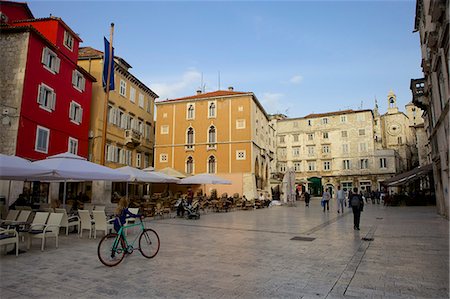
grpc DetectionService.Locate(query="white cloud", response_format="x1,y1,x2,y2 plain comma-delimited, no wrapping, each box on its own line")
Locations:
150,69,202,100
289,75,303,84
260,92,285,114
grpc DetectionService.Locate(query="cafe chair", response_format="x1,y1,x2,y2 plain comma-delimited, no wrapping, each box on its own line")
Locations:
27,212,63,251
0,228,19,256
18,212,49,242
78,210,95,238
1,210,20,224
92,210,114,239
55,208,80,235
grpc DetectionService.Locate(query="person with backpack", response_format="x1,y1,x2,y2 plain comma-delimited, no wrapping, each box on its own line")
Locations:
350,187,364,230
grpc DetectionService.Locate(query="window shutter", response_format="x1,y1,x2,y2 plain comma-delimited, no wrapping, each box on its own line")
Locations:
69,103,75,120
41,48,48,64
78,107,83,123
54,57,60,73
50,92,56,110
37,85,45,105
81,77,86,91
72,70,76,86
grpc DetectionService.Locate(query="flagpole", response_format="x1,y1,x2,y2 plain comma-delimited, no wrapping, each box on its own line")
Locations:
100,23,114,165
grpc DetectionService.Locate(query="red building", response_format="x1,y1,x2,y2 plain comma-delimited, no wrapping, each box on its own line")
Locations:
0,1,95,160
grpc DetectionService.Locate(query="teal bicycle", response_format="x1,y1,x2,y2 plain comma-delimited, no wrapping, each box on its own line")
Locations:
97,218,160,267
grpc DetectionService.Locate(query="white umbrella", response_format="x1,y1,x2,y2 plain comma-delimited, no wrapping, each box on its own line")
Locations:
31,152,130,206
0,154,53,180
178,173,232,185
142,167,180,183
117,166,178,183
282,168,296,204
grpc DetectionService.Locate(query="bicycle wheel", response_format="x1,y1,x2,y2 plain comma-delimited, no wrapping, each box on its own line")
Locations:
98,233,126,267
139,229,160,258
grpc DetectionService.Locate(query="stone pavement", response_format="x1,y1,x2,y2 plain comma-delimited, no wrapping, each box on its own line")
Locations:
0,198,448,299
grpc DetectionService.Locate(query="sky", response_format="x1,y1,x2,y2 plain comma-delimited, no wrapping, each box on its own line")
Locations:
28,0,424,118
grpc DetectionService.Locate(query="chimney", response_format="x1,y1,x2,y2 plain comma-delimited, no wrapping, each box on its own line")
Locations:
196,90,202,95
228,86,234,91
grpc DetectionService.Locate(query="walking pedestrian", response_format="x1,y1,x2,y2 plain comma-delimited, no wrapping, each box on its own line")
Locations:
350,187,364,230
336,185,345,214
322,187,331,212
304,190,310,207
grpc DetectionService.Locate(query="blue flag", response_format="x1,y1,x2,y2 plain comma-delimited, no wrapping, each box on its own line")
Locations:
102,37,115,91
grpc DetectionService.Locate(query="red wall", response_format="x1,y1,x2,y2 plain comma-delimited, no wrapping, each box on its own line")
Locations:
1,3,33,23
15,31,92,161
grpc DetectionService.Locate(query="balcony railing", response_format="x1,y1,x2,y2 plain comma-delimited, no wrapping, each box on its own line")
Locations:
125,129,141,146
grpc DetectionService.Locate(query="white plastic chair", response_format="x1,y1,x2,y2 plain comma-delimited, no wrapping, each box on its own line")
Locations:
94,205,105,211
78,210,94,238
27,212,63,251
92,210,114,239
1,210,20,224
55,208,80,235
0,228,19,256
18,212,49,241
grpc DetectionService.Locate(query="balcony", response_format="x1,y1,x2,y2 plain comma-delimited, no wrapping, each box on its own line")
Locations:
410,78,429,110
125,129,141,147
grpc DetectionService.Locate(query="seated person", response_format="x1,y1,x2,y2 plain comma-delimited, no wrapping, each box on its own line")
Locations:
113,197,142,233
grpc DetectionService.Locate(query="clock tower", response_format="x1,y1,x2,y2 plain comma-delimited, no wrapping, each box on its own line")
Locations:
387,90,399,114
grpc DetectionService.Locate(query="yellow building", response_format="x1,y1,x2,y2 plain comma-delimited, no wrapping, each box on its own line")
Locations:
155,88,275,199
78,47,158,203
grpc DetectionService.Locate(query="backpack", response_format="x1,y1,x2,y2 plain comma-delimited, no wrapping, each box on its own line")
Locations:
350,195,361,208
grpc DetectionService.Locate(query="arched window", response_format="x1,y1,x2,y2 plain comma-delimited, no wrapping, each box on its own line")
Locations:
186,156,194,174
187,104,195,119
208,155,216,174
208,102,216,117
208,125,216,148
186,127,194,149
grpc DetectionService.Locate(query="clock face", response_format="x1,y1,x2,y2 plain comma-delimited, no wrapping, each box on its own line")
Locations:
388,122,401,135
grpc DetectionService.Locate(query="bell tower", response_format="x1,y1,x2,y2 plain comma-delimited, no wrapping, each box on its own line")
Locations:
387,90,399,114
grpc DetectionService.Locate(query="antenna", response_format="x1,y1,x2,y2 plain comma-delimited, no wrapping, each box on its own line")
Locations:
218,71,221,90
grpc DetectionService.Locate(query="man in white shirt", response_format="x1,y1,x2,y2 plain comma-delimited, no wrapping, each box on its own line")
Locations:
336,185,346,214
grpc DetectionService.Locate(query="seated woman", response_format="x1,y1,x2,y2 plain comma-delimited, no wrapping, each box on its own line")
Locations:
113,197,142,233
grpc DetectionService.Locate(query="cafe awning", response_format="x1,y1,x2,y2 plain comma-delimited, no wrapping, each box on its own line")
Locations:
382,164,433,187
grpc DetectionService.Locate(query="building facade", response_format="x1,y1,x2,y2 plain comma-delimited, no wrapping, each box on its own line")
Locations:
78,47,158,204
411,0,449,217
154,88,275,199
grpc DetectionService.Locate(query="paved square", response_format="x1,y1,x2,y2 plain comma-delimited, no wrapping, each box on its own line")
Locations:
1,199,448,298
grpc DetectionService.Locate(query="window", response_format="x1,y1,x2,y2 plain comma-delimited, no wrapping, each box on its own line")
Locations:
322,117,328,124
359,129,365,136
293,121,298,128
293,161,301,172
279,148,287,158
307,146,315,156
380,158,387,168
208,126,216,148
130,87,136,103
72,70,85,91
342,182,352,192
307,119,312,126
136,153,141,168
360,159,369,169
187,103,195,119
35,126,50,153
357,113,365,121
322,145,330,153
323,132,329,139
186,127,194,149
359,143,367,152
293,134,299,142
119,80,126,96
323,161,331,171
292,147,300,157
208,101,216,118
186,156,194,174
341,131,348,138
208,156,216,173
236,119,246,129
41,47,60,73
236,150,246,160
68,137,78,155
63,31,74,50
398,136,402,144
342,144,349,154
160,154,168,163
238,106,243,112
145,124,151,141
106,144,118,162
279,136,285,143
307,133,314,141
340,115,347,123
308,161,316,171
37,83,56,111
69,101,83,124
343,159,351,169
138,93,145,108
279,163,287,173
147,98,151,113
161,125,169,135
144,154,150,168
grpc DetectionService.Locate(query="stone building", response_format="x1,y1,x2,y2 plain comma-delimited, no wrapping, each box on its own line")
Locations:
274,92,422,197
411,0,449,217
154,88,275,199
